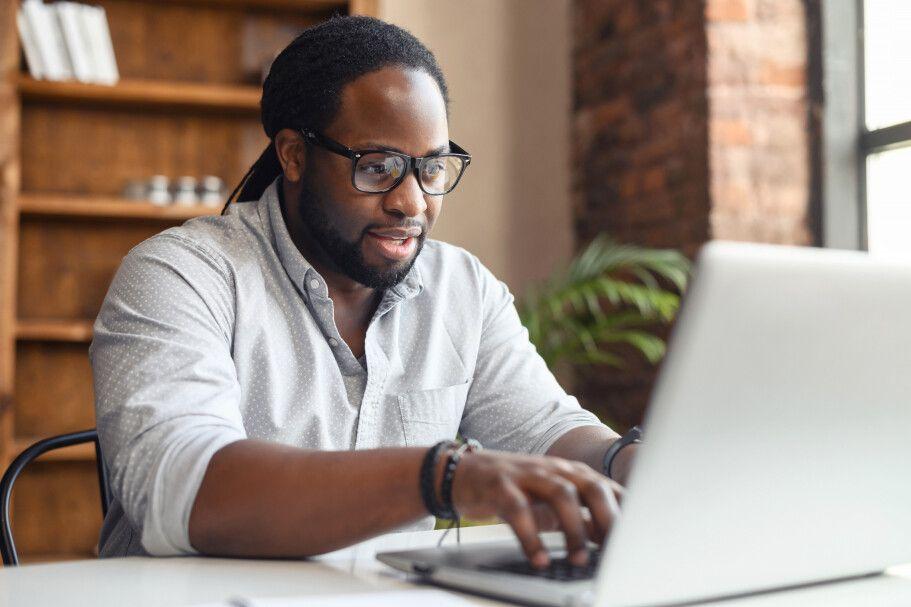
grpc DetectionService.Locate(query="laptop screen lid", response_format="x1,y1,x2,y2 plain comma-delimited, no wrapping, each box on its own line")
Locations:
594,241,911,607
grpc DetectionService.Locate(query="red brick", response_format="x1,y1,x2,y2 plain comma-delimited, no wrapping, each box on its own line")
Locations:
759,60,805,87
712,118,753,145
706,0,752,22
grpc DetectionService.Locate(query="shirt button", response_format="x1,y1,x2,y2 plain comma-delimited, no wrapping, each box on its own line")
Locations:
309,279,320,290
328,338,339,347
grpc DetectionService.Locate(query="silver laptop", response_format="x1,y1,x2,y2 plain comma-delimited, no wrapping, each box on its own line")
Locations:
377,241,911,607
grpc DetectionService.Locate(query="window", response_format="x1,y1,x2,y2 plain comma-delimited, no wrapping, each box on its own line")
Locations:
822,1,911,256
862,0,911,258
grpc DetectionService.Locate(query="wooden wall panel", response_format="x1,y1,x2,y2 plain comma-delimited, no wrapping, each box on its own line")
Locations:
102,0,325,84
17,218,181,320
21,104,266,196
12,462,102,560
14,342,94,437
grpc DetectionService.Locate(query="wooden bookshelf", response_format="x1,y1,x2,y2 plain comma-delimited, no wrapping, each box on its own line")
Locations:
19,193,221,221
15,319,94,343
10,437,96,463
18,76,261,114
1,0,374,563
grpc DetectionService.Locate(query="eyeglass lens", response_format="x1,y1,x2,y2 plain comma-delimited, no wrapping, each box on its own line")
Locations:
354,153,464,194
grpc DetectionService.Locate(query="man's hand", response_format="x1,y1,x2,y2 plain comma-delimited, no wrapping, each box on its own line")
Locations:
451,450,623,569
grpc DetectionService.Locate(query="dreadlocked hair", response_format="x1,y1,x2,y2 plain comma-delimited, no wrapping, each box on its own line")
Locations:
222,15,450,213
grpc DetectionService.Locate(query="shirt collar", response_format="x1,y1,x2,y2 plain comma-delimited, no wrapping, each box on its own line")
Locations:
257,176,424,303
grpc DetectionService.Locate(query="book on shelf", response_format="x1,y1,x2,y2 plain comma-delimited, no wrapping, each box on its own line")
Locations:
16,9,44,79
18,0,119,85
55,2,94,82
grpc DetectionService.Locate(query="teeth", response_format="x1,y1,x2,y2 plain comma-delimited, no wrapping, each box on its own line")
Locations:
372,233,409,245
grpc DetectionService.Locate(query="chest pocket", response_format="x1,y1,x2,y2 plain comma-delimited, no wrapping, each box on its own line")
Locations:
397,379,471,447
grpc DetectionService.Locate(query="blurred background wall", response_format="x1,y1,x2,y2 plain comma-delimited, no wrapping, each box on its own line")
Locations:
377,0,575,298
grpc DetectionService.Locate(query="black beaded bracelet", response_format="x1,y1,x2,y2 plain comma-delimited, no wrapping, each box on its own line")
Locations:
439,438,482,520
419,440,454,518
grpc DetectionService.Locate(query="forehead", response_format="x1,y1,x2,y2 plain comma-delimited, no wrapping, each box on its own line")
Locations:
329,66,449,153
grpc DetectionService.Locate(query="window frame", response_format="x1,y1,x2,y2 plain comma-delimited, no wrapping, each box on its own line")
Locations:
823,0,911,251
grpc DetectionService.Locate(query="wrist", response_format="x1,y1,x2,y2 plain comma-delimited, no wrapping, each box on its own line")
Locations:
418,438,482,520
602,425,642,482
608,442,638,485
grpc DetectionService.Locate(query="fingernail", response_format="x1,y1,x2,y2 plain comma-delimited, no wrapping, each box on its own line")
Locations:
533,551,549,568
573,549,589,565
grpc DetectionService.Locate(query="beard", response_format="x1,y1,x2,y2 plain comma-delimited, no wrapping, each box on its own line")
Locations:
295,171,424,290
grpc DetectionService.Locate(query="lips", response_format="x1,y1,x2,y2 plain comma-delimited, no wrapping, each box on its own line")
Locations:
366,231,419,261
368,227,422,240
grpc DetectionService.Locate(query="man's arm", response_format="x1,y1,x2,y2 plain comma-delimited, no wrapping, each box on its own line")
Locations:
190,439,623,567
546,425,639,487
188,441,427,556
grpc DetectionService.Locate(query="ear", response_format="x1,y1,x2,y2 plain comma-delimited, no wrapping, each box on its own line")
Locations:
274,128,306,183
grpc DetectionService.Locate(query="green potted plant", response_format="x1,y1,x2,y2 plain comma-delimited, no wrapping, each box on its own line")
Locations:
518,235,691,370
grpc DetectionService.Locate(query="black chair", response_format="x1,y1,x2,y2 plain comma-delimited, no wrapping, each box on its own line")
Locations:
0,429,111,566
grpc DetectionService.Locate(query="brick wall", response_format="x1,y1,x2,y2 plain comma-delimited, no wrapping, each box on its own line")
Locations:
707,0,814,244
571,0,819,426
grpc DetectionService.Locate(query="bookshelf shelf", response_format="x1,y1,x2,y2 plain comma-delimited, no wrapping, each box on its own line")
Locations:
18,193,221,221
10,437,96,462
15,319,94,343
18,76,261,114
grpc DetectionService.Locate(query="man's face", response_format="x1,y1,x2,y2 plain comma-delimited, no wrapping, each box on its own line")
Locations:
293,67,449,290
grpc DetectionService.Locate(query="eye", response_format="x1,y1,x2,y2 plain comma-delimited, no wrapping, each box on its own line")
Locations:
422,159,447,178
359,160,392,175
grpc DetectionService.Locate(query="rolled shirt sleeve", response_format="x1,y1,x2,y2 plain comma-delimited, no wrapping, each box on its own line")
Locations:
459,257,607,454
90,233,247,556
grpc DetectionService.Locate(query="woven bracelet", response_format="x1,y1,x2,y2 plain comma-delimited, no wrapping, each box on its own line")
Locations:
419,440,454,518
439,438,482,520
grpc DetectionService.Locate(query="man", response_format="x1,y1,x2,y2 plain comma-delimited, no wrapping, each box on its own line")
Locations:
90,15,637,570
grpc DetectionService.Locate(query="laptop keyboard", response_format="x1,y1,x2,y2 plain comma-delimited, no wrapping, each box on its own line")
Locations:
478,548,602,581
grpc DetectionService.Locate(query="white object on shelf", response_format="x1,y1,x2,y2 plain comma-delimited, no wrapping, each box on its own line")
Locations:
55,2,95,83
82,3,119,85
21,0,73,81
147,175,172,206
174,176,199,205
200,175,226,207
16,7,45,79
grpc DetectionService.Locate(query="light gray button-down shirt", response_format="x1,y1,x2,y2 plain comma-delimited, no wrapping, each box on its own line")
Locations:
90,178,605,557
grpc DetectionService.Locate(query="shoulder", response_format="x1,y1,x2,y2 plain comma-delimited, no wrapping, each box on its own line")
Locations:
124,203,264,280
414,239,513,309
415,239,497,288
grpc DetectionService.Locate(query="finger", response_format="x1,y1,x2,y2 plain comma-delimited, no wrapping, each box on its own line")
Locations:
572,472,620,545
612,481,626,505
498,482,549,569
581,507,596,540
523,474,589,566
531,502,560,532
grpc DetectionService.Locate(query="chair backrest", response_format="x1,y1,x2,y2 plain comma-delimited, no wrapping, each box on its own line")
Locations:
0,429,111,566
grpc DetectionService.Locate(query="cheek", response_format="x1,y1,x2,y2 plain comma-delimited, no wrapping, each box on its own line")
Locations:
425,197,442,230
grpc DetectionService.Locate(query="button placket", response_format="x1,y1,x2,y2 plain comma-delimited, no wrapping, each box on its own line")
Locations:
354,343,390,450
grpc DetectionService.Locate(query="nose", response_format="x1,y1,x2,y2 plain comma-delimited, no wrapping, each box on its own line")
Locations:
381,170,427,218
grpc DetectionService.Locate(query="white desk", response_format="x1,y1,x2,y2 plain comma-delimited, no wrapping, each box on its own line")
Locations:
4,524,911,607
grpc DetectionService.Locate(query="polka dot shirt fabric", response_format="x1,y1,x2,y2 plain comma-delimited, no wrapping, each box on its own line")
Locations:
89,177,605,557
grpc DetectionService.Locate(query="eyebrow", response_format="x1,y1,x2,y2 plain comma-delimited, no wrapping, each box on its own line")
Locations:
361,142,450,156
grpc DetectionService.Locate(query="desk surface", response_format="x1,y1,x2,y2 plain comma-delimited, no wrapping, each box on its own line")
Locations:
4,524,911,607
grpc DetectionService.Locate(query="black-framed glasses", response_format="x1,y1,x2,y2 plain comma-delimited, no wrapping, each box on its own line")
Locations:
300,129,471,196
